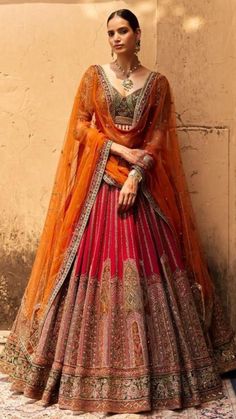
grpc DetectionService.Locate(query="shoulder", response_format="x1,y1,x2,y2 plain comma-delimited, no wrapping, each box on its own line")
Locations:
153,71,169,84
152,72,171,96
142,66,169,87
80,64,100,80
149,72,171,107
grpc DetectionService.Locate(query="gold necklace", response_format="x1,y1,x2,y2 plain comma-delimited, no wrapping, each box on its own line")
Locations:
114,59,141,91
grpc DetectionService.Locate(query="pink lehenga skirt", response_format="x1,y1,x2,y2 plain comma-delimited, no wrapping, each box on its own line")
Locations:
1,180,236,413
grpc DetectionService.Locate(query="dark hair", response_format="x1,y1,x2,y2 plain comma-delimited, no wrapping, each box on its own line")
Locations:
107,9,140,32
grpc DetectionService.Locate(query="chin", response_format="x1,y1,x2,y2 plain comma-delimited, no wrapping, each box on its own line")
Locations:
116,49,132,55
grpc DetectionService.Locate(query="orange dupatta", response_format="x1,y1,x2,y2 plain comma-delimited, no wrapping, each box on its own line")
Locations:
11,65,214,356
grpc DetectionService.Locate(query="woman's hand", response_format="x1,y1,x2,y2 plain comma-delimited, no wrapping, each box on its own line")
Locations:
118,176,139,213
110,142,154,170
122,148,154,170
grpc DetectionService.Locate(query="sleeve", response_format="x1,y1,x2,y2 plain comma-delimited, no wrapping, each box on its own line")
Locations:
72,65,110,148
143,75,171,158
72,66,101,135
75,66,95,127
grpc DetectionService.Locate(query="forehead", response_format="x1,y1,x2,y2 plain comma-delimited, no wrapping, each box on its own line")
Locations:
107,16,131,30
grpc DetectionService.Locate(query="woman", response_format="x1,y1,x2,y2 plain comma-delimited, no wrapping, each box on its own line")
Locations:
1,9,236,414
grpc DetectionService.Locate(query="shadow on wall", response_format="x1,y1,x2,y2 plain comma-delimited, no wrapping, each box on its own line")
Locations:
0,248,35,330
0,0,205,36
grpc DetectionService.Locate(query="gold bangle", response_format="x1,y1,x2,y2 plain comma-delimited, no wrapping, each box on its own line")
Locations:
128,169,142,183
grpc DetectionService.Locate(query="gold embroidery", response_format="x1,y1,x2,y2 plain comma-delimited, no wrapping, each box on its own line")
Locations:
99,259,110,315
123,260,143,314
132,321,144,367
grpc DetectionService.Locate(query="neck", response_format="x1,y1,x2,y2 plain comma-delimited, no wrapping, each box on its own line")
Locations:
115,54,139,73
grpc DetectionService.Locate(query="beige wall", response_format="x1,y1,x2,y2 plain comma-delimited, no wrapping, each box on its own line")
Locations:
155,0,236,324
0,0,235,327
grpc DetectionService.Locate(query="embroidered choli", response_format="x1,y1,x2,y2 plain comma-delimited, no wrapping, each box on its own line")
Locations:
110,87,142,131
97,65,156,131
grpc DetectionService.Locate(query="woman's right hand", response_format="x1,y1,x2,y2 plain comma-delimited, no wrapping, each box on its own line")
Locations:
122,148,154,170
110,142,154,170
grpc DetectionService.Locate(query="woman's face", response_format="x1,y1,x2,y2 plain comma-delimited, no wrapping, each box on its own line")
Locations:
107,16,140,56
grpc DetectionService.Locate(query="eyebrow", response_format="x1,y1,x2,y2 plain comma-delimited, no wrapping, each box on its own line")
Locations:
107,26,129,32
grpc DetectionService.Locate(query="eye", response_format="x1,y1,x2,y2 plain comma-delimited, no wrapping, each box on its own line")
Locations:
119,28,128,34
107,31,114,37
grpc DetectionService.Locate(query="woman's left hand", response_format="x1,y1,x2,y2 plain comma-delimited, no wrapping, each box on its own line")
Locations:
118,176,139,213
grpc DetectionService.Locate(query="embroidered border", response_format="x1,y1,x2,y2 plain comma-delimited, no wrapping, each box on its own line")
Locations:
95,65,114,115
133,72,160,125
141,183,168,224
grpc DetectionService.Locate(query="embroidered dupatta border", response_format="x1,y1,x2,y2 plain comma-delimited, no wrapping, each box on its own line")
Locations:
132,72,160,126
141,184,170,226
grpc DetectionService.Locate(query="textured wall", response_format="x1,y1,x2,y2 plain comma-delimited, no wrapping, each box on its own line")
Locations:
0,0,235,328
155,0,236,324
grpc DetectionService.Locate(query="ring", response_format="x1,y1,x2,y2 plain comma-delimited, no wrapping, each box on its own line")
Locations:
143,155,151,163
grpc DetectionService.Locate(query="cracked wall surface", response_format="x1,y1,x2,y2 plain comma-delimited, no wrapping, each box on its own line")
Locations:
0,0,236,327
156,0,236,325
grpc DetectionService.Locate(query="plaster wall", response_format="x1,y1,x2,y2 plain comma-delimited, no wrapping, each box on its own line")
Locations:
155,0,236,323
0,0,235,327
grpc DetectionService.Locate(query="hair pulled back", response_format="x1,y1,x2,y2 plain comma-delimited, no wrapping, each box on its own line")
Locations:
107,9,140,32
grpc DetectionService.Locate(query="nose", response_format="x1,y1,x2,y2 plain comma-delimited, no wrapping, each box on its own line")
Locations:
114,32,121,42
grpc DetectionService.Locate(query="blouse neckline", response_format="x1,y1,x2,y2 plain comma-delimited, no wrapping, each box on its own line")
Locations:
98,64,154,99
94,64,158,131
111,84,142,99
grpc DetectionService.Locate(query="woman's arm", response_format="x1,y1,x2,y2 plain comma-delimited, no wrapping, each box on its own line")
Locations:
74,66,111,148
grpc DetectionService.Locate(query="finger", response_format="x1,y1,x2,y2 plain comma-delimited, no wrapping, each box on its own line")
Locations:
118,194,127,212
122,193,134,212
131,192,137,202
125,193,136,211
125,195,133,210
118,192,125,210
122,193,129,210
135,161,145,168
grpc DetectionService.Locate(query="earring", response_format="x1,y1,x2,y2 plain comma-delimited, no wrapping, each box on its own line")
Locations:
135,39,141,53
111,49,114,58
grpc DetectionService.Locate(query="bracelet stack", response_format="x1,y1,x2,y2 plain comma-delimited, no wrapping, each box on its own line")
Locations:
128,167,143,183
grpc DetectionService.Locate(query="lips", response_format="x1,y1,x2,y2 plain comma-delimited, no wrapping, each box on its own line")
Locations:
114,45,124,48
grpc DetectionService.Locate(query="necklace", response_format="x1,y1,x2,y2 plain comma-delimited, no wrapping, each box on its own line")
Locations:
114,59,141,92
